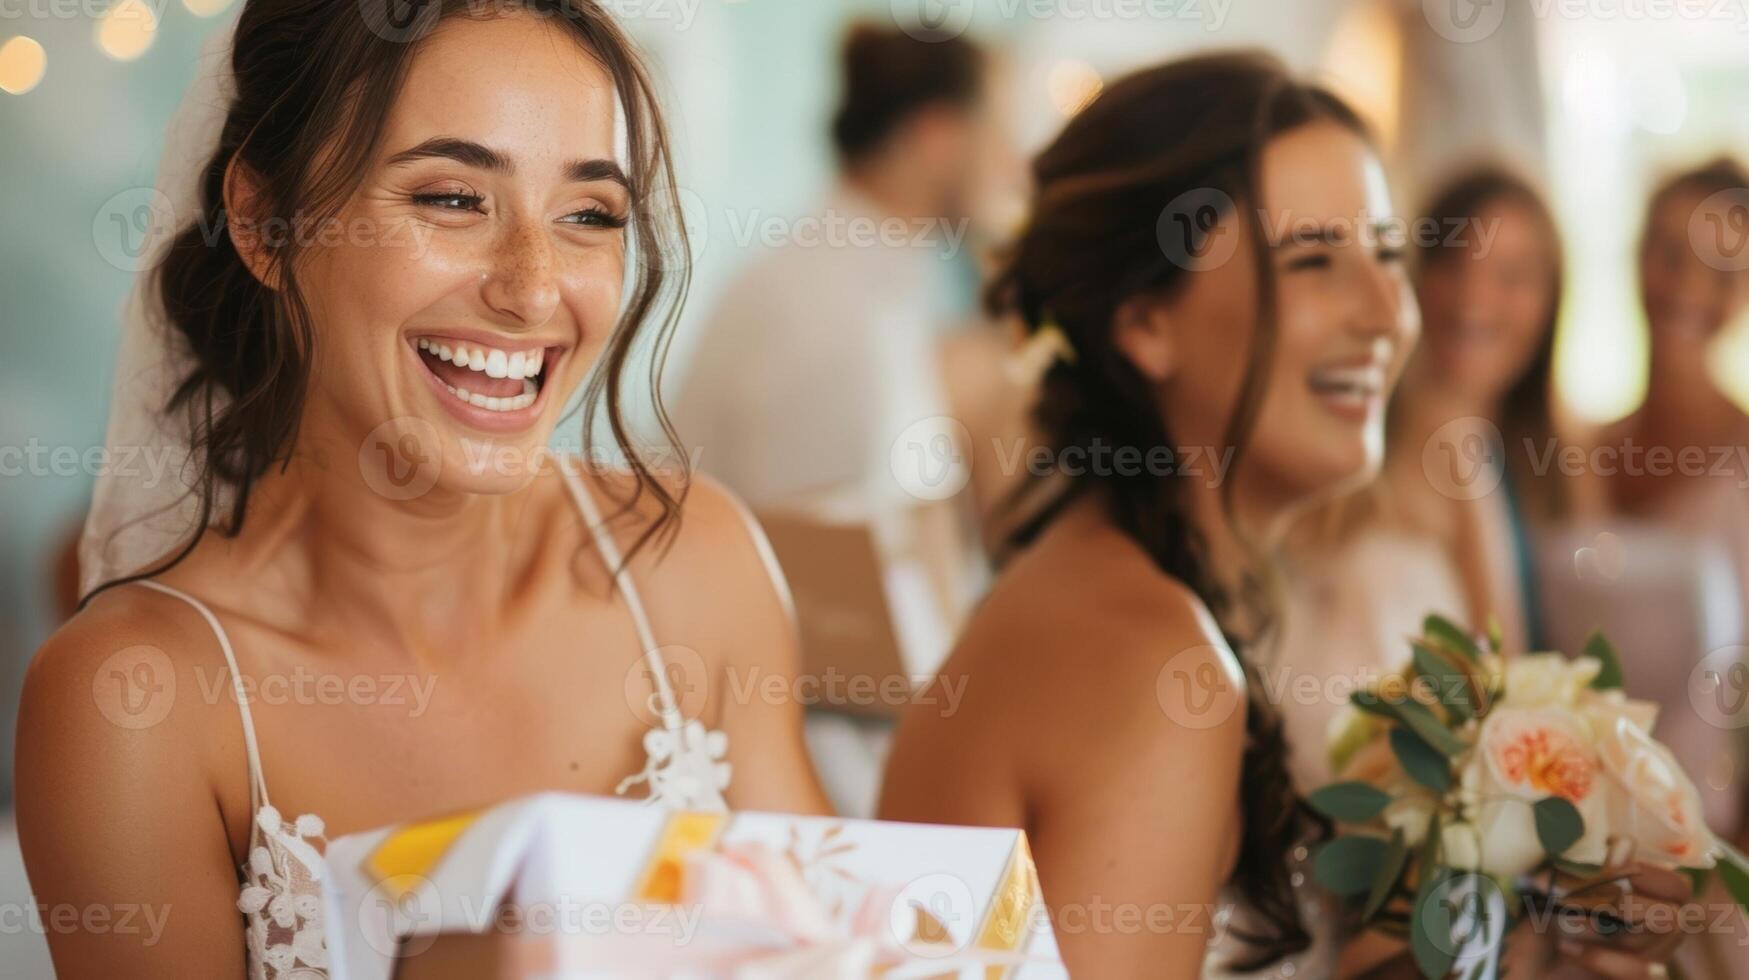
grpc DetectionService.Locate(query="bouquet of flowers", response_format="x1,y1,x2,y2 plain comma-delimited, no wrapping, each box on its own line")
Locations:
1310,614,1749,979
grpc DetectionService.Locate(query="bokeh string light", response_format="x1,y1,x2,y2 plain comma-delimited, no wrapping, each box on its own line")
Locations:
0,36,46,95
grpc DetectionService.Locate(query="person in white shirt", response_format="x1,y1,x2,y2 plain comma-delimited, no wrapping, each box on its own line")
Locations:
671,24,988,517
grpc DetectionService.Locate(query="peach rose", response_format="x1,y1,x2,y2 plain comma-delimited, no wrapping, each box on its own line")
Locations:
1466,707,1609,877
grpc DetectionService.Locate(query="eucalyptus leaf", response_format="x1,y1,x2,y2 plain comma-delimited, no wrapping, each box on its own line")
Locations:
1424,614,1481,661
1533,797,1584,856
1716,844,1749,918
1307,782,1393,824
1411,868,1458,980
1391,727,1453,794
1351,690,1467,756
1362,828,1409,923
1314,835,1389,897
1584,631,1626,690
1411,641,1477,723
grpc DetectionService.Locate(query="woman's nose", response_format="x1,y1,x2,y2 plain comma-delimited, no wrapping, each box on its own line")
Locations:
481,217,561,327
1351,253,1411,342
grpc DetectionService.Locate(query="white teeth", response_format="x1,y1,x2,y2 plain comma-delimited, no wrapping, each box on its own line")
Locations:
436,377,537,413
1310,365,1385,396
416,339,550,382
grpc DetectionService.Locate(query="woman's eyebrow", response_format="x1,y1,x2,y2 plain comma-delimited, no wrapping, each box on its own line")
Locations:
386,136,511,172
566,157,628,186
385,136,628,187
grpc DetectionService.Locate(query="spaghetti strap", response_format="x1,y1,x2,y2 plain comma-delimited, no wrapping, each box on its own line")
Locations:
557,460,686,733
132,579,272,812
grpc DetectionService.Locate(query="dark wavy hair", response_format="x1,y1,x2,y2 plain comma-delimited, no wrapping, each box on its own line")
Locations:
986,51,1370,969
83,0,690,605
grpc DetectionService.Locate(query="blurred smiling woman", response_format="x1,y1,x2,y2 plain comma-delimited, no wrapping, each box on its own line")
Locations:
878,53,1419,978
17,2,827,977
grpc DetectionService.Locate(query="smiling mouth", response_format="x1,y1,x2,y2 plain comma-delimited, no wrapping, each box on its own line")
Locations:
411,336,560,413
1307,362,1387,417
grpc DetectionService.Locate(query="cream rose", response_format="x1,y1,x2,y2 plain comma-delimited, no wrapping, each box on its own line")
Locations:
1500,653,1600,710
1467,706,1610,877
1594,714,1716,869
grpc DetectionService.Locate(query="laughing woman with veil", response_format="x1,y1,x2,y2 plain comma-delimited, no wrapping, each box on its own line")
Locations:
15,3,829,976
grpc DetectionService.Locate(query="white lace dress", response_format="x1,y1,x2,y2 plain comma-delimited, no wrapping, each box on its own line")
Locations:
135,465,732,979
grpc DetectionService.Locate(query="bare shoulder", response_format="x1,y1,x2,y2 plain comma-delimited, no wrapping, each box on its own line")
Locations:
17,584,238,821
884,506,1248,818
22,584,236,752
963,518,1246,745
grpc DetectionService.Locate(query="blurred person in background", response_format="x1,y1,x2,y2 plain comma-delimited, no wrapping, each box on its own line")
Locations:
1545,159,1749,851
669,23,997,817
671,23,988,517
1529,156,1749,980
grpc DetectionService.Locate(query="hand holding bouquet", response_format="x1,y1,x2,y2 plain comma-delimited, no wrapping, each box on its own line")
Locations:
1310,615,1749,978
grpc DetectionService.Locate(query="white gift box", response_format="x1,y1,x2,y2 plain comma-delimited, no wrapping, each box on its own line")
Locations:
320,792,1065,979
